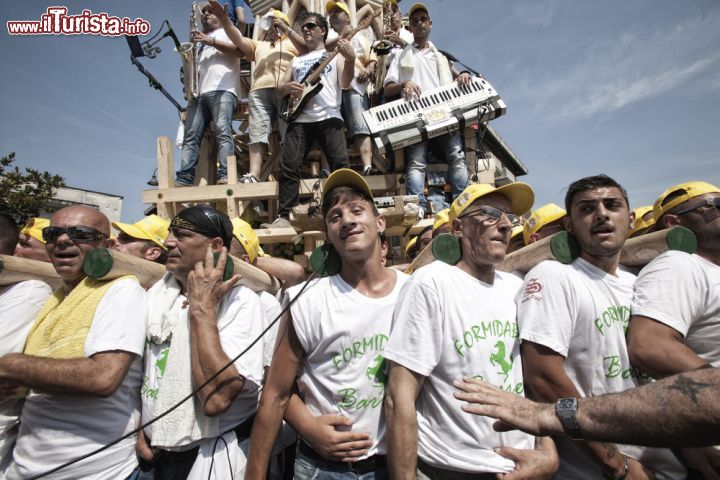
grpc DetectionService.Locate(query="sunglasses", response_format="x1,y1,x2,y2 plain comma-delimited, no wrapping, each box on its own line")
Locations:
460,206,521,227
42,226,107,243
301,22,320,31
673,196,720,215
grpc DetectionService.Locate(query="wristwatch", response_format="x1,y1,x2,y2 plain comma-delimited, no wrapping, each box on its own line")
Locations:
555,397,583,440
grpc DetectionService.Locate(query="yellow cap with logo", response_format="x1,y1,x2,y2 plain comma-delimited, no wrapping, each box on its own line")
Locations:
326,0,351,15
449,183,534,222
112,214,170,250
523,203,566,245
653,181,720,221
231,217,260,263
20,218,50,243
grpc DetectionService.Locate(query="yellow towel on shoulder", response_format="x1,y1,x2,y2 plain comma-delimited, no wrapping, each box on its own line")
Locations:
24,276,135,359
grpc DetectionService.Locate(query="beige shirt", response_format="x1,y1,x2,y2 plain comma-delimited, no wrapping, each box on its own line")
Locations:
250,37,299,92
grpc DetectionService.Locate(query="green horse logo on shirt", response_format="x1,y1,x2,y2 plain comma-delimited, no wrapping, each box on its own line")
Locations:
366,355,388,386
155,348,169,379
490,341,513,382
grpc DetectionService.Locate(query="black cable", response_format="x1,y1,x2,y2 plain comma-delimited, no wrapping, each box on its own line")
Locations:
28,268,322,480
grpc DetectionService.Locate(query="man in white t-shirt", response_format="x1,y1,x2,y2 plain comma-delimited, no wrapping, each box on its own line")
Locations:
267,12,356,229
175,3,244,186
0,214,53,467
384,182,559,479
383,3,473,219
246,168,408,479
1,206,147,480
517,175,685,480
627,181,720,479
135,205,263,480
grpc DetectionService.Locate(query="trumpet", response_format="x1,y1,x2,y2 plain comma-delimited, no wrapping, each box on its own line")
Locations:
177,2,204,102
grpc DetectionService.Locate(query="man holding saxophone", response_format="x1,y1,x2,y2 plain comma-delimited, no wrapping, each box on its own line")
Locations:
175,3,244,187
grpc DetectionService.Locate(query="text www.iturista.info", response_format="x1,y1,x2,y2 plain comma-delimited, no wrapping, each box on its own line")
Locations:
7,7,151,36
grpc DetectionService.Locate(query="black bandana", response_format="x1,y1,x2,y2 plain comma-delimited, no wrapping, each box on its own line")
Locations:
170,205,233,248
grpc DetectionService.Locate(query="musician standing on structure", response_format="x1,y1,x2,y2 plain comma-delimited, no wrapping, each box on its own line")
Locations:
517,175,685,479
175,3,244,187
627,181,720,479
328,0,377,177
209,0,308,184
383,3,472,219
266,13,355,229
2,206,147,480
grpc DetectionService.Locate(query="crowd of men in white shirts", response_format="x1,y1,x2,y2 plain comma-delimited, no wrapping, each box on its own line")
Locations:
1,1,720,479
0,171,718,480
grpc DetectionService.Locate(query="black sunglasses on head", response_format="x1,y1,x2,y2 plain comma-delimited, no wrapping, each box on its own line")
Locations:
42,226,107,243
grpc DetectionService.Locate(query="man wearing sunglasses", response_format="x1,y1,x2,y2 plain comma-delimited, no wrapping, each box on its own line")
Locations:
517,175,684,480
385,183,561,479
627,181,720,479
266,12,356,230
1,205,148,480
383,3,473,220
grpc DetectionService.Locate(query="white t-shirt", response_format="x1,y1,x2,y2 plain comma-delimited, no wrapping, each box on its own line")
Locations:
0,280,52,463
142,285,264,447
632,251,720,366
5,279,147,480
384,42,441,90
198,29,241,96
291,49,342,123
517,258,685,480
259,291,283,368
384,261,533,474
349,35,372,95
287,270,409,458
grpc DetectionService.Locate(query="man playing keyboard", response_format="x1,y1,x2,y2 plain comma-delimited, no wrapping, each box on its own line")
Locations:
384,2,472,219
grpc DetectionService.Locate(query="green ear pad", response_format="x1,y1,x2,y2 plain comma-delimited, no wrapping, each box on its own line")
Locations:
431,233,462,265
310,244,342,276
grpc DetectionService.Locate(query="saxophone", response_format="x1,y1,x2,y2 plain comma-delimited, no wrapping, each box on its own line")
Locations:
177,3,204,102
369,0,394,103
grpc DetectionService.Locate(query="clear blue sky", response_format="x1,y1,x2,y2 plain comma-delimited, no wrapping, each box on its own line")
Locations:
2,1,719,222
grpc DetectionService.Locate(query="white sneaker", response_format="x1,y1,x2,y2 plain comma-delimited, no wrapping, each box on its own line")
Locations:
362,166,373,176
240,173,259,184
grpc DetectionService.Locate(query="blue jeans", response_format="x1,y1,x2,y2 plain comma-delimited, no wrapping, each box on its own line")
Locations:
404,132,468,212
294,450,388,480
176,90,237,184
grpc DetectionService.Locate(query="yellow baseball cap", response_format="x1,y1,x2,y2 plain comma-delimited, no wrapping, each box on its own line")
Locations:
629,206,655,237
523,203,566,245
653,181,720,221
323,168,374,205
510,225,523,239
326,0,351,15
112,214,170,250
20,217,50,243
231,217,260,263
269,9,290,26
408,2,429,17
449,183,535,222
432,209,450,232
405,236,417,256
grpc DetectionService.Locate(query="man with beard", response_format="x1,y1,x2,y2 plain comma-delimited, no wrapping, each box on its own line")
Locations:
627,181,720,479
517,175,685,480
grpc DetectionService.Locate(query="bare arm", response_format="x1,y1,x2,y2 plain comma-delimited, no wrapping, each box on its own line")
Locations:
274,19,308,55
284,391,372,461
385,361,424,480
455,369,720,448
627,315,710,378
0,350,135,397
255,256,306,287
521,341,645,479
187,246,246,416
208,0,255,59
245,311,304,479
337,39,356,90
276,63,299,99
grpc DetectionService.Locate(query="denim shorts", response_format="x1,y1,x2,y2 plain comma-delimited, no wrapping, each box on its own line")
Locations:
342,89,371,138
249,87,283,145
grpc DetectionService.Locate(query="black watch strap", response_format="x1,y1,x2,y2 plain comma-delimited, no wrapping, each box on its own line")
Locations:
555,397,583,440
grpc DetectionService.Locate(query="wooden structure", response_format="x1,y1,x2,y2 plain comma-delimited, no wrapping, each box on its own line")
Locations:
141,0,529,267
